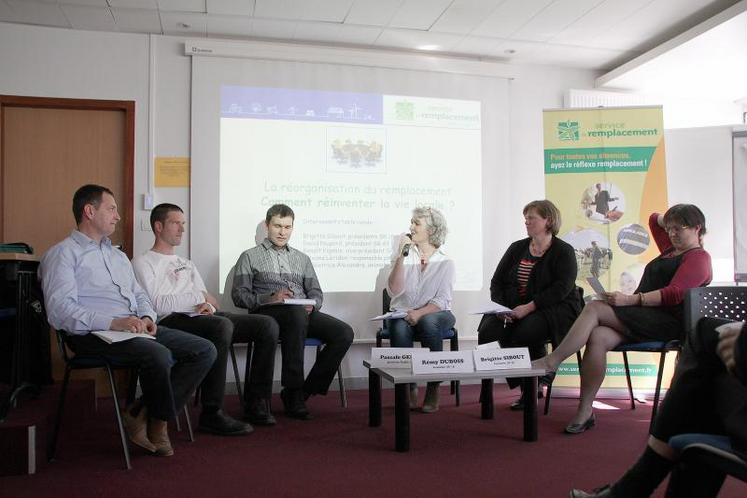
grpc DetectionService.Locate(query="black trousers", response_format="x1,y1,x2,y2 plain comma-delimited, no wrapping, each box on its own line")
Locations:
651,317,747,497
478,312,550,389
67,326,216,421
254,306,353,395
159,312,279,409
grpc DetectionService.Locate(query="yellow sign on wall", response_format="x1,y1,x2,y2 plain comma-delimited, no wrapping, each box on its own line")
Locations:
155,157,190,187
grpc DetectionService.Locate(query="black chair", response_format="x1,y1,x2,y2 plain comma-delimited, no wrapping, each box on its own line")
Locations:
49,329,137,470
684,286,747,341
376,289,460,405
51,330,194,469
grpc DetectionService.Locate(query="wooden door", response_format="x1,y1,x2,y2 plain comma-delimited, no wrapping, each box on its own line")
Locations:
0,96,134,256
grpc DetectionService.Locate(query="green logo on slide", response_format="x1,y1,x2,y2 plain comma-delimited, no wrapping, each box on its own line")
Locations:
557,120,579,141
395,101,415,121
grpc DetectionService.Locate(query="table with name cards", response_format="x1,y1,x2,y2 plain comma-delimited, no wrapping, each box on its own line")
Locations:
363,359,546,452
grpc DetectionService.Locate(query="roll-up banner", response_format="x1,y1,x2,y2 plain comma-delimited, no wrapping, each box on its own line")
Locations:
543,106,676,394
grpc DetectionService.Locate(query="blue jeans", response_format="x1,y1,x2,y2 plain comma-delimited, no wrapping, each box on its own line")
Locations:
386,310,456,351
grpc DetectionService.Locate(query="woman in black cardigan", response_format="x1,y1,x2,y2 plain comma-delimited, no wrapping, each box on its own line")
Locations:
478,199,582,408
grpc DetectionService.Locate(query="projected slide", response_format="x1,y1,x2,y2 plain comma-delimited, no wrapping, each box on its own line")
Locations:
220,85,482,292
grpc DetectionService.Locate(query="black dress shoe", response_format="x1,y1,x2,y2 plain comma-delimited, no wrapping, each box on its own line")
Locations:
198,409,253,436
509,390,544,410
539,371,556,386
243,397,277,426
569,484,614,497
280,388,312,420
564,414,596,434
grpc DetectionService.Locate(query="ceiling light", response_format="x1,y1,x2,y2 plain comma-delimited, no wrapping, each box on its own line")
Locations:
416,44,440,51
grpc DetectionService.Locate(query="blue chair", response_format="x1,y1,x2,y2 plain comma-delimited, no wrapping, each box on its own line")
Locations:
376,290,460,405
237,337,347,408
611,339,681,429
670,434,747,489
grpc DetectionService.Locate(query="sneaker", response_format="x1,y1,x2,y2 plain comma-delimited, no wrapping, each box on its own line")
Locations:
280,388,312,420
198,409,253,436
243,397,277,426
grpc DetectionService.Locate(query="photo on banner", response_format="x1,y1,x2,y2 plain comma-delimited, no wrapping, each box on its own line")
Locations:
543,106,674,393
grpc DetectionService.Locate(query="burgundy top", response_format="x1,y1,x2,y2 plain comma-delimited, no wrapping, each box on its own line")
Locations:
648,212,712,306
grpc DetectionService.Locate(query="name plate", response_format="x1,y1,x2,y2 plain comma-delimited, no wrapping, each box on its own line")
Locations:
411,350,475,375
369,348,422,368
475,341,500,350
473,347,531,371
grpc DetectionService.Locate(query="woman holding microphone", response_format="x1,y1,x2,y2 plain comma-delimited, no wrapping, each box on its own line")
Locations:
387,206,456,413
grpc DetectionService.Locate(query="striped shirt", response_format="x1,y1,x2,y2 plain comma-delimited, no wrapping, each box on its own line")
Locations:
231,238,323,312
517,252,540,299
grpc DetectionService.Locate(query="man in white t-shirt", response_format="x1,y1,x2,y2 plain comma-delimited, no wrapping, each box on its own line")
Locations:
133,204,280,434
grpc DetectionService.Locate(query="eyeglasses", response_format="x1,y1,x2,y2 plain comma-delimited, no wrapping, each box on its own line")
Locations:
665,225,691,234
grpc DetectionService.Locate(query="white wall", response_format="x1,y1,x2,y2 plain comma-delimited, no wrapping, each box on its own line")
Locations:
0,21,599,385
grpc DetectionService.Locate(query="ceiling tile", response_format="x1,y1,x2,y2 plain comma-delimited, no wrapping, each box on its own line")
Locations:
61,4,117,30
336,23,381,45
0,0,13,21
5,0,70,27
59,0,110,6
160,10,206,35
206,0,254,16
550,0,652,46
591,0,736,51
345,0,401,27
108,0,158,9
206,13,252,37
157,0,205,13
375,27,463,51
254,0,303,20
250,17,297,39
512,0,606,42
472,0,553,38
111,7,161,33
292,21,341,41
299,0,354,23
389,0,451,30
293,21,381,46
514,41,633,69
452,35,510,57
431,0,503,34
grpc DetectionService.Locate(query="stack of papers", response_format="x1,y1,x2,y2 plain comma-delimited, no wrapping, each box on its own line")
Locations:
283,298,317,306
369,311,408,321
92,330,156,344
469,303,512,315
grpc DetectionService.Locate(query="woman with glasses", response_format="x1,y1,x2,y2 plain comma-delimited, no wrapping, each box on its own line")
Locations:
387,206,455,413
533,204,712,434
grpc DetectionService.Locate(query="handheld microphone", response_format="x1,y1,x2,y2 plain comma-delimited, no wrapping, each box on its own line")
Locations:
402,233,413,257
